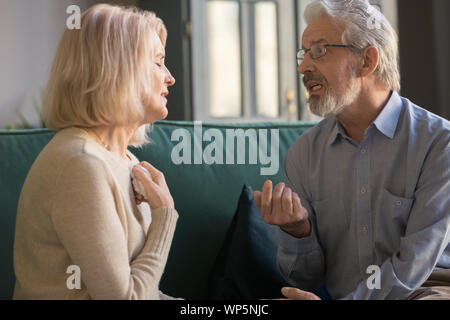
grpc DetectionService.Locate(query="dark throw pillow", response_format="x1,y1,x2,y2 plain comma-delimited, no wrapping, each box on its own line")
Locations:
207,184,290,300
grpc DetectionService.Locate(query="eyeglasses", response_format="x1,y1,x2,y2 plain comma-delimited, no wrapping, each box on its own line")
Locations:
297,43,354,65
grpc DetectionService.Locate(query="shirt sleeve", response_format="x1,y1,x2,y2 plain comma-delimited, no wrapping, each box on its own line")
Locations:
342,135,450,300
51,154,178,300
277,144,326,292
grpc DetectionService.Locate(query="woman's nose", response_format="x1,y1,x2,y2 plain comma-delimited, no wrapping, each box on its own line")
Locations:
165,67,175,86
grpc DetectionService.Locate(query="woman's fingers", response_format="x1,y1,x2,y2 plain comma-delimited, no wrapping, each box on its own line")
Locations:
132,165,154,185
132,164,174,210
135,193,145,205
135,193,144,200
139,161,165,185
132,165,158,198
139,161,172,196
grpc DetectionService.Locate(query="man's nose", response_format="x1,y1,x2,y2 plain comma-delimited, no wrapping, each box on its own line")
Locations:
298,54,314,75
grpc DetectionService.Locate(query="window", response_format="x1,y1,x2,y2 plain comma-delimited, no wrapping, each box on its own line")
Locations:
191,0,398,122
191,0,298,122
207,1,242,118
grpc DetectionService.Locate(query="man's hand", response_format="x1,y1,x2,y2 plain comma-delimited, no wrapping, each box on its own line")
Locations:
253,180,311,238
281,287,321,300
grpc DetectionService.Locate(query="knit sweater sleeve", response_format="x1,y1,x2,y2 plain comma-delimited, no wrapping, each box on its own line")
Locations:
51,154,178,300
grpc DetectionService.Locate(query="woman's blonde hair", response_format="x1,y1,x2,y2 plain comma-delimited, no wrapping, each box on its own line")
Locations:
42,4,167,146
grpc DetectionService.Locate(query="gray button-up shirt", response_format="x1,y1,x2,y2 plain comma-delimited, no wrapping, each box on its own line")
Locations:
279,91,450,300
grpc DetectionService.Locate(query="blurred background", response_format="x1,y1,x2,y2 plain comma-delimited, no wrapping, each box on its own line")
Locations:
0,0,449,129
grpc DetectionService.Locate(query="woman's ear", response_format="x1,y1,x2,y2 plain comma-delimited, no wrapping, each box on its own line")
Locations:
360,46,379,77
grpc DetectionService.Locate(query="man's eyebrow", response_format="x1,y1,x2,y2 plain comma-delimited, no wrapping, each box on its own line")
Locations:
302,38,328,49
155,53,165,59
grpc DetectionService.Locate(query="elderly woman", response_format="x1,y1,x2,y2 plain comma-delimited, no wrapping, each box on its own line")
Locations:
13,4,178,299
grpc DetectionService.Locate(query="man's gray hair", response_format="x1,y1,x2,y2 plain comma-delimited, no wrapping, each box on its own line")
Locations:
304,0,400,92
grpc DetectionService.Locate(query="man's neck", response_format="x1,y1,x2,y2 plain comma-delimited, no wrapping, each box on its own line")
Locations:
337,89,392,143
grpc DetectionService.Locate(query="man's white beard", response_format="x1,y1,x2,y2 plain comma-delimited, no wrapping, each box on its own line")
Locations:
308,79,361,118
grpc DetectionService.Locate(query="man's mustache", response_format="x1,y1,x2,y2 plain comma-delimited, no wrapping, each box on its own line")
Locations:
303,72,327,86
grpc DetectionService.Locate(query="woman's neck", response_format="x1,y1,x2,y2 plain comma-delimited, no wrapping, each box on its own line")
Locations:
85,125,137,160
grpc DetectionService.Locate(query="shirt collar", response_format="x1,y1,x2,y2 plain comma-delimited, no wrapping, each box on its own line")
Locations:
328,118,347,146
328,91,403,146
372,91,403,139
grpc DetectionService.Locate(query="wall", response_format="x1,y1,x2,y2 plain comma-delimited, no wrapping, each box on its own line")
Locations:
2,1,448,126
432,0,450,120
140,0,192,121
0,0,138,128
398,0,450,120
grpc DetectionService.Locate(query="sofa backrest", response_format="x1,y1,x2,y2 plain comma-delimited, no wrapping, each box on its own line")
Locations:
0,120,316,299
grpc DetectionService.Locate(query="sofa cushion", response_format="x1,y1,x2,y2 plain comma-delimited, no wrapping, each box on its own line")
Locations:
207,184,289,299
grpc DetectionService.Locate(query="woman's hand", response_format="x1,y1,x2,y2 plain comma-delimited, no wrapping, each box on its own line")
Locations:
132,162,175,210
134,193,145,205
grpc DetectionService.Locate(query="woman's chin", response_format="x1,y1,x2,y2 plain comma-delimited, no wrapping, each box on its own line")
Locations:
159,107,168,119
143,107,168,124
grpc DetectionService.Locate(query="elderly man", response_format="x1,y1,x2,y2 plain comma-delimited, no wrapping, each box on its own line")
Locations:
254,0,450,300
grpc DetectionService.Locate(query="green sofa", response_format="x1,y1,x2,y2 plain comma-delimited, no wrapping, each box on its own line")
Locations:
0,120,316,300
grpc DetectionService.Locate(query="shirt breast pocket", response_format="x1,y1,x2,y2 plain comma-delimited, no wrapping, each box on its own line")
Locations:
312,198,349,252
374,188,414,255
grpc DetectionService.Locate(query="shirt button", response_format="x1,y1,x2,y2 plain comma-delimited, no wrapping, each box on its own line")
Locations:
361,187,367,194
396,200,402,207
361,148,367,154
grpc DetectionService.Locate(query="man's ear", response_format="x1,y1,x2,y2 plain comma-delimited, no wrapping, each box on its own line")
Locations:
360,46,379,77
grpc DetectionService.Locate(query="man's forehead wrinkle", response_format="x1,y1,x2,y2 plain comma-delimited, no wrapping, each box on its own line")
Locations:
302,19,344,48
301,38,327,50
302,31,342,49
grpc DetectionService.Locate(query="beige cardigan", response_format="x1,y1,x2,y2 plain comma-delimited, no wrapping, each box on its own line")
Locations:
13,127,178,299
